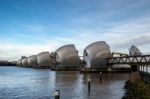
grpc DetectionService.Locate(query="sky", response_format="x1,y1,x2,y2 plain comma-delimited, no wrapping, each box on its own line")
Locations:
0,0,150,61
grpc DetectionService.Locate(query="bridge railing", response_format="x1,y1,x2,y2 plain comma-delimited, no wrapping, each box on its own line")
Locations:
107,55,150,65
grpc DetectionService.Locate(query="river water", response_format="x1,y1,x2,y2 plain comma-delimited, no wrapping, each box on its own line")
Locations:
0,66,130,99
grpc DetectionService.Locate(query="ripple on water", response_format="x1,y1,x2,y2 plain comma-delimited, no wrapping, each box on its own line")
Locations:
0,66,130,99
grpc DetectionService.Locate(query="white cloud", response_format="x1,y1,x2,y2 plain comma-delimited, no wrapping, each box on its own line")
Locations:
0,41,62,61
53,17,150,55
1,16,150,61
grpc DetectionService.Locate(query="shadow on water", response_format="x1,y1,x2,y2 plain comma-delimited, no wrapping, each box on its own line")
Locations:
0,66,130,99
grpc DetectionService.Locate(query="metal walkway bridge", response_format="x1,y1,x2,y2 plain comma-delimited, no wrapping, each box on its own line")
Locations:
107,54,150,65
107,54,150,83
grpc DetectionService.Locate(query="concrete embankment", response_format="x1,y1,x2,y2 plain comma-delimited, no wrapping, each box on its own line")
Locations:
0,62,16,66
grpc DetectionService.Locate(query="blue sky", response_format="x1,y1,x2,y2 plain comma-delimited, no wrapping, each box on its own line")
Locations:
0,0,150,61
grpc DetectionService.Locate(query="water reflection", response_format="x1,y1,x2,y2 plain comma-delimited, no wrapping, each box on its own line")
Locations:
0,66,130,99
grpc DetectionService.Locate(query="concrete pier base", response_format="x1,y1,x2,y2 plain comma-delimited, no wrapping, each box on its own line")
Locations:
32,66,51,69
51,67,80,71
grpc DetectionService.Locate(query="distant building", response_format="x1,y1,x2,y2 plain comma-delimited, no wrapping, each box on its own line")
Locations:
55,44,80,68
112,52,128,57
37,51,51,68
0,60,8,65
112,52,130,68
0,60,16,66
129,45,141,56
83,41,111,68
27,55,37,67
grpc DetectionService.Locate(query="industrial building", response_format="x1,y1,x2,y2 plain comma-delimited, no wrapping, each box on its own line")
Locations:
83,41,111,69
55,44,80,68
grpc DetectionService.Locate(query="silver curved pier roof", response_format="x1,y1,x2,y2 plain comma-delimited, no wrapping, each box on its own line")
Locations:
83,41,111,68
129,45,141,56
37,51,51,68
27,55,37,67
55,44,80,67
22,58,28,66
17,59,22,66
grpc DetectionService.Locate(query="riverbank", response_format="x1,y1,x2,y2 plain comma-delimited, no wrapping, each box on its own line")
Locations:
122,80,150,99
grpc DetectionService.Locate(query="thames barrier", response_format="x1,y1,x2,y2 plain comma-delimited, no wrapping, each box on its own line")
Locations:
0,41,150,99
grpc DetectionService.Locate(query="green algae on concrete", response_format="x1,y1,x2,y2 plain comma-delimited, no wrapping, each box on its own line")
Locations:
122,80,150,99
